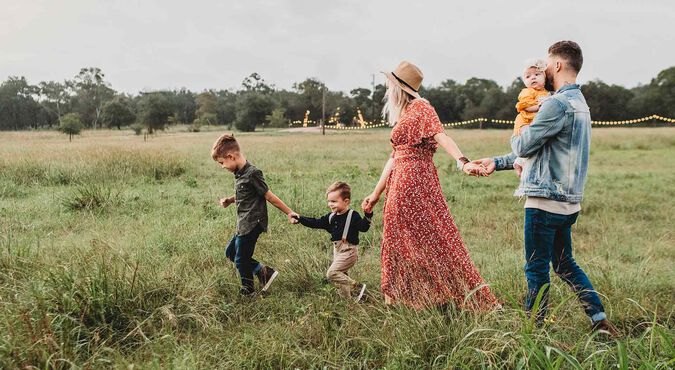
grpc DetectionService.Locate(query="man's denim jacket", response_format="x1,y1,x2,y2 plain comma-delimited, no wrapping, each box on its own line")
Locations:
494,84,591,203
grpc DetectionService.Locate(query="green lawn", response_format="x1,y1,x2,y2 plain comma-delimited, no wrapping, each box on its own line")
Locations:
1,127,673,369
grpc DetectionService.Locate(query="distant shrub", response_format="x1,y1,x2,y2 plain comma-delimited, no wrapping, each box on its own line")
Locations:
59,113,84,141
187,122,202,132
130,123,144,135
61,184,121,211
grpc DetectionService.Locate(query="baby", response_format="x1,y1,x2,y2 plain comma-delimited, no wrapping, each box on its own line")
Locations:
513,59,551,176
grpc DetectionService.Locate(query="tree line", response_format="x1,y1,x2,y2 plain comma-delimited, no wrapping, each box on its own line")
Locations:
0,66,673,133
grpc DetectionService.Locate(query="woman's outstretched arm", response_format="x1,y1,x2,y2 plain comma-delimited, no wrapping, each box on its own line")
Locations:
434,132,486,176
434,132,465,160
362,156,394,212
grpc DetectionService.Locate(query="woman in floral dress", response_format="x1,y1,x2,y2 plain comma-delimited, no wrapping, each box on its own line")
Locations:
362,61,500,310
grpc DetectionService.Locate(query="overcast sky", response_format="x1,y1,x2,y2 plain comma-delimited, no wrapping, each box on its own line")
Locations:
1,0,673,94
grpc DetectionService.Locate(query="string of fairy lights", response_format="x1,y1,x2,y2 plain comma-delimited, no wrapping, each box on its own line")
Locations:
591,114,675,125
483,114,675,127
290,111,675,130
443,118,488,128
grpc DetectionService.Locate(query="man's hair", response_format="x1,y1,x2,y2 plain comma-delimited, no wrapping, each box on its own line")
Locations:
211,133,240,160
548,41,583,74
326,181,351,200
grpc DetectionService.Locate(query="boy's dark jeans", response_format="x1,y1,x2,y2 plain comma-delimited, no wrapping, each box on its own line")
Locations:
226,224,264,293
524,208,606,322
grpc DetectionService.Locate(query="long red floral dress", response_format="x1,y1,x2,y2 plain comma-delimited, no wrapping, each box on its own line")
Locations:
381,99,499,310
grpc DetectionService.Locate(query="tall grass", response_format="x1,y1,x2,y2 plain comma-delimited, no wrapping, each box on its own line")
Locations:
0,148,186,186
0,128,673,368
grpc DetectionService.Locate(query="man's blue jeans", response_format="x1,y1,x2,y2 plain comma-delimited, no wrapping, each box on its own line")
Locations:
226,224,264,293
524,208,606,322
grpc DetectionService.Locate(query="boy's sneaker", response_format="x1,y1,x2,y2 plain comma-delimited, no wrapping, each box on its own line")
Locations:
355,283,367,302
592,319,618,336
256,266,279,292
239,286,256,298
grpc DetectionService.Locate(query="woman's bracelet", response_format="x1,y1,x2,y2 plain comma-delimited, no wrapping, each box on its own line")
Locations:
457,156,470,170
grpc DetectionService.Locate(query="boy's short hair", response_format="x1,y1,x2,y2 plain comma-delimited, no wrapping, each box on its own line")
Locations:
548,40,583,74
211,133,240,160
326,181,351,200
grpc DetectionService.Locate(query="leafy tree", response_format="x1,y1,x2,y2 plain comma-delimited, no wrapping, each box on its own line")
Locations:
293,78,326,121
71,67,115,129
326,91,355,125
582,80,634,120
196,91,218,124
59,113,84,141
138,92,172,133
480,87,511,119
2,65,675,132
459,78,501,120
37,81,71,126
215,90,237,126
234,93,273,132
628,67,675,118
0,76,45,130
101,97,136,129
170,88,197,124
652,67,675,117
350,88,373,120
242,73,273,94
265,108,289,127
273,89,305,122
372,83,386,121
493,78,524,120
233,73,275,131
422,79,464,122
194,113,217,127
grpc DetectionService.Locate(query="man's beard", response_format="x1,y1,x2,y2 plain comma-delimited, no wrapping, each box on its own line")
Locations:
545,75,555,92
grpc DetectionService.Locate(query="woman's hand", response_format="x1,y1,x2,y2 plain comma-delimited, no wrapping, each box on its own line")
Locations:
364,157,393,213
462,162,487,177
471,158,495,175
362,193,380,213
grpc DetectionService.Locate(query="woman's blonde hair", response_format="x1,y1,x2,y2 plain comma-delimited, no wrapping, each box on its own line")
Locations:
381,79,413,126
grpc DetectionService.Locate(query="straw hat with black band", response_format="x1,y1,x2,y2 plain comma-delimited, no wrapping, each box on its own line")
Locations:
382,61,423,99
383,61,471,167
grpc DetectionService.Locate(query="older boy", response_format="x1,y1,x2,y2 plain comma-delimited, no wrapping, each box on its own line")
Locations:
212,133,298,296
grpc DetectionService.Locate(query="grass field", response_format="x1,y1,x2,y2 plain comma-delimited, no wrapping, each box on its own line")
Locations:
1,127,674,369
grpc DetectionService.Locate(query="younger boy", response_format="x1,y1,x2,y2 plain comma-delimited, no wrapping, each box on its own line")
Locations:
294,182,372,302
212,133,298,296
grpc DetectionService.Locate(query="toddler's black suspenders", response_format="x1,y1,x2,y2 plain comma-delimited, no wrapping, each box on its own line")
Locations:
329,209,354,243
